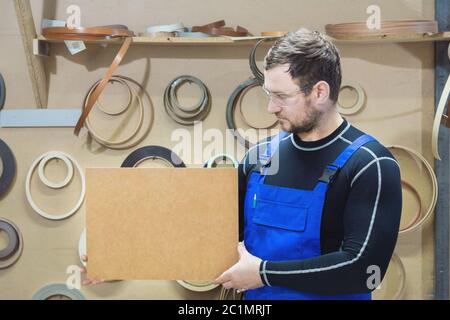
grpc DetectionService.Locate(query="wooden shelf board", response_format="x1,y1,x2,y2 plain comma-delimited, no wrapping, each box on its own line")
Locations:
328,32,450,43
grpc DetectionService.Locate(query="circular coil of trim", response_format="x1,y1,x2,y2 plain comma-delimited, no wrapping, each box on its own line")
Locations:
32,283,86,300
237,81,278,130
325,20,438,39
399,180,422,233
205,154,239,168
121,146,186,168
25,151,85,221
227,78,279,149
177,280,219,293
372,253,406,300
0,139,16,198
249,37,278,83
337,82,366,115
83,75,154,150
387,145,438,234
164,75,211,126
0,218,23,269
0,72,5,110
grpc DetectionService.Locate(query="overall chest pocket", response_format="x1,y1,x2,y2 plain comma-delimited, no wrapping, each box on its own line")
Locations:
253,199,308,232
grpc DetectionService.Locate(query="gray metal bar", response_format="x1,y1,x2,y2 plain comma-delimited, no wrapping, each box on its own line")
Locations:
434,0,450,301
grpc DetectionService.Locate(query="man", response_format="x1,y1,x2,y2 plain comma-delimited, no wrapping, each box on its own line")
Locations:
214,29,402,300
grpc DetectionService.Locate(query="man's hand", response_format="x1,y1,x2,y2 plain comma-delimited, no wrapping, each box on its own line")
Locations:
214,242,264,291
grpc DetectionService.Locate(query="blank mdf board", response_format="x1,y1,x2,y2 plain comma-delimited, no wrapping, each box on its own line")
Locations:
86,168,239,281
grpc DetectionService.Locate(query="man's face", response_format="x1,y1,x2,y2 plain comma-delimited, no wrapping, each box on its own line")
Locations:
263,64,323,134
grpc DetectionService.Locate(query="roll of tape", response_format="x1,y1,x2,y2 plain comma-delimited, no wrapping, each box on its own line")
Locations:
0,73,5,109
0,139,16,198
206,154,239,168
0,218,23,269
121,146,186,168
37,152,74,189
25,151,85,221
337,82,366,115
146,23,185,33
78,228,86,267
177,280,219,292
32,284,86,300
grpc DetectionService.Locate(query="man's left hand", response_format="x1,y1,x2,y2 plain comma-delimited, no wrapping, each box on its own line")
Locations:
214,242,264,291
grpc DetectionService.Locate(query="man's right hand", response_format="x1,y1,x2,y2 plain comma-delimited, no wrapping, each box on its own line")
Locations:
80,255,105,285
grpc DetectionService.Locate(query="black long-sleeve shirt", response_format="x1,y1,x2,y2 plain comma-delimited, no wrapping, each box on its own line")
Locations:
238,120,402,295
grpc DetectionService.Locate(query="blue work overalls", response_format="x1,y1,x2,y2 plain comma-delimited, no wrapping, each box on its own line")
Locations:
244,132,374,300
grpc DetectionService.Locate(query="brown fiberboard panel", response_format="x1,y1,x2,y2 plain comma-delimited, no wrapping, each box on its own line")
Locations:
86,167,239,281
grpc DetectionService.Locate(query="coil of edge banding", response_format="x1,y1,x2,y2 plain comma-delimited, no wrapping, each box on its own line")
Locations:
237,81,278,130
0,139,16,198
37,152,74,189
177,280,219,292
249,38,278,83
432,71,450,160
0,218,23,269
227,78,268,149
387,145,438,234
325,20,438,38
219,287,243,300
84,75,153,150
399,180,422,233
164,75,211,125
337,82,366,115
0,73,5,110
121,146,186,168
25,151,85,221
205,154,239,168
373,253,406,300
32,283,86,300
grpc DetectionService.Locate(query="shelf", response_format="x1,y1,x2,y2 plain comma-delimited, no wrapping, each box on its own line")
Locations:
33,35,277,55
327,31,450,43
34,32,450,56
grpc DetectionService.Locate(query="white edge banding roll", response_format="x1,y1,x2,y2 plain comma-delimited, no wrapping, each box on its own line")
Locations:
337,82,366,116
206,154,239,168
25,151,86,221
37,152,74,189
432,72,450,160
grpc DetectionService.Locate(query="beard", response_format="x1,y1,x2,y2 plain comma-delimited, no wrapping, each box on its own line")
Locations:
280,99,324,134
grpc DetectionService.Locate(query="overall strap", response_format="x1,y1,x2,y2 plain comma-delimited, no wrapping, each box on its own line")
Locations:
259,132,290,177
318,134,376,185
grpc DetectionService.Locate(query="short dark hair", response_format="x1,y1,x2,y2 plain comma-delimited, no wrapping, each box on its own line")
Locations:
264,28,342,103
